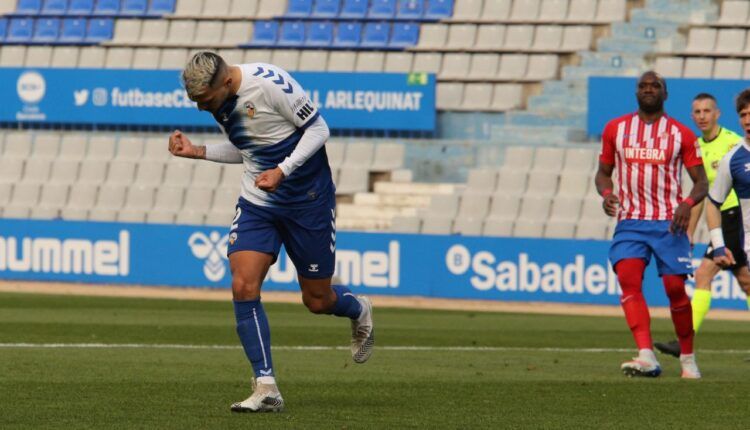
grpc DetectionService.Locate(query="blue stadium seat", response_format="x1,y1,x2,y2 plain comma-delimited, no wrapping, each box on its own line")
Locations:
424,0,453,19
68,0,94,15
60,18,86,42
306,21,333,47
249,20,278,46
397,0,423,19
33,18,60,42
278,21,305,46
390,22,419,47
94,0,120,15
121,0,148,15
86,18,114,41
313,0,340,18
369,0,396,18
334,21,361,47
15,0,42,14
361,22,390,48
340,0,367,18
7,18,33,42
147,0,175,15
0,19,7,42
286,0,313,17
41,0,68,15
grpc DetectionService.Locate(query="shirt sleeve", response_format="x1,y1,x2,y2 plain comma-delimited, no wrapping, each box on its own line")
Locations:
205,141,243,163
258,67,320,130
679,126,703,168
708,151,734,206
277,116,330,177
599,122,616,165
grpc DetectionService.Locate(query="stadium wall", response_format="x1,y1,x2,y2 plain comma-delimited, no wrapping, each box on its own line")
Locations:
588,76,750,136
8,67,435,131
1,218,747,310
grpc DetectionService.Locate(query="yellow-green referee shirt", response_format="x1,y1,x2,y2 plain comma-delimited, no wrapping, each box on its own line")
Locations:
699,127,742,211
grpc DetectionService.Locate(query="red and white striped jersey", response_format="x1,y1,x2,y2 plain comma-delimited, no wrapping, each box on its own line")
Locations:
599,112,702,221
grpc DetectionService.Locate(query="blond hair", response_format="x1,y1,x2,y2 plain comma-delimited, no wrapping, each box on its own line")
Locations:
181,51,226,98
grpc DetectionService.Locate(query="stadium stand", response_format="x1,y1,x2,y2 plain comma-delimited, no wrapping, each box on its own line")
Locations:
0,0,722,243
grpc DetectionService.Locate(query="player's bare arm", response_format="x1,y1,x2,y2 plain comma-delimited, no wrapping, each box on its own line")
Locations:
706,200,735,267
671,164,708,234
255,167,286,193
686,201,704,244
168,130,206,159
595,162,619,217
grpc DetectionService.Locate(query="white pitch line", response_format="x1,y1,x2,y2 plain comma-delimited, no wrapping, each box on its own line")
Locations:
0,343,749,355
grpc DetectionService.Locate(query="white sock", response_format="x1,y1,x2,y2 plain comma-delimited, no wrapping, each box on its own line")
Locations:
257,376,276,386
680,353,695,361
638,348,658,363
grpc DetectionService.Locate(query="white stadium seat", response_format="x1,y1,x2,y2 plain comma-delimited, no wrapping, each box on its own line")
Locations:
718,0,750,25
0,46,26,66
51,47,79,67
685,28,717,53
327,51,357,72
202,0,231,16
714,59,743,80
509,0,540,21
474,25,506,50
412,53,443,74
230,0,259,16
468,54,500,79
139,20,169,44
482,0,512,21
491,84,523,111
25,46,53,67
567,0,596,22
440,53,472,79
175,0,203,16
654,56,683,78
539,0,568,22
112,19,141,44
503,25,534,50
446,24,477,50
462,84,494,110
436,83,464,110
532,25,563,51
417,24,448,49
453,0,483,20
384,52,413,73
715,29,746,55
683,58,713,79
595,0,626,22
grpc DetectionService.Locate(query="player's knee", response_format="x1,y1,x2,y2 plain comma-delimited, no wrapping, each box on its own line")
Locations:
302,296,330,314
231,274,262,300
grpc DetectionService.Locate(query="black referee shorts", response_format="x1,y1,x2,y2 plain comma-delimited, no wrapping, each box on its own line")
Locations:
703,207,748,271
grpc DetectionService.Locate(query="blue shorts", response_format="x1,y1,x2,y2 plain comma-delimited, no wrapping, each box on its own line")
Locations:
227,193,336,279
609,220,693,276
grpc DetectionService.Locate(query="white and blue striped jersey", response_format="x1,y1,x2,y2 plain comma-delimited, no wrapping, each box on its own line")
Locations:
708,141,750,256
212,62,333,208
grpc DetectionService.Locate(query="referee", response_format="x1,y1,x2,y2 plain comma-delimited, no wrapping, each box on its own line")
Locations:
656,93,750,358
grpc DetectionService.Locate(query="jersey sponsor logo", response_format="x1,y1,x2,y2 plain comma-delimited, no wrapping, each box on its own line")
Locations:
624,147,667,164
296,102,315,121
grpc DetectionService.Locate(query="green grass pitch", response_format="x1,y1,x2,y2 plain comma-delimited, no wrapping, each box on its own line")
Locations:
1,292,749,429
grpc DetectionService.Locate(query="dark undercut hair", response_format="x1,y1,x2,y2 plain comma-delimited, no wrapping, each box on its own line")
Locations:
736,89,750,113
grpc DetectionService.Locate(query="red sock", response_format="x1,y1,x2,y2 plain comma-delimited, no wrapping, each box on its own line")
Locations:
663,275,694,355
615,259,652,350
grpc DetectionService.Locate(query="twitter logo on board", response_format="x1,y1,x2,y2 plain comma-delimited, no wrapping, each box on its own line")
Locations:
74,89,89,106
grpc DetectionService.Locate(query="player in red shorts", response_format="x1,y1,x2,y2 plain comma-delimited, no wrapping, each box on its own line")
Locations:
595,71,708,378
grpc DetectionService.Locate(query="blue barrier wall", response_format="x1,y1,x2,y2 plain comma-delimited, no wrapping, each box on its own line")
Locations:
1,219,747,310
7,68,435,131
588,77,749,137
